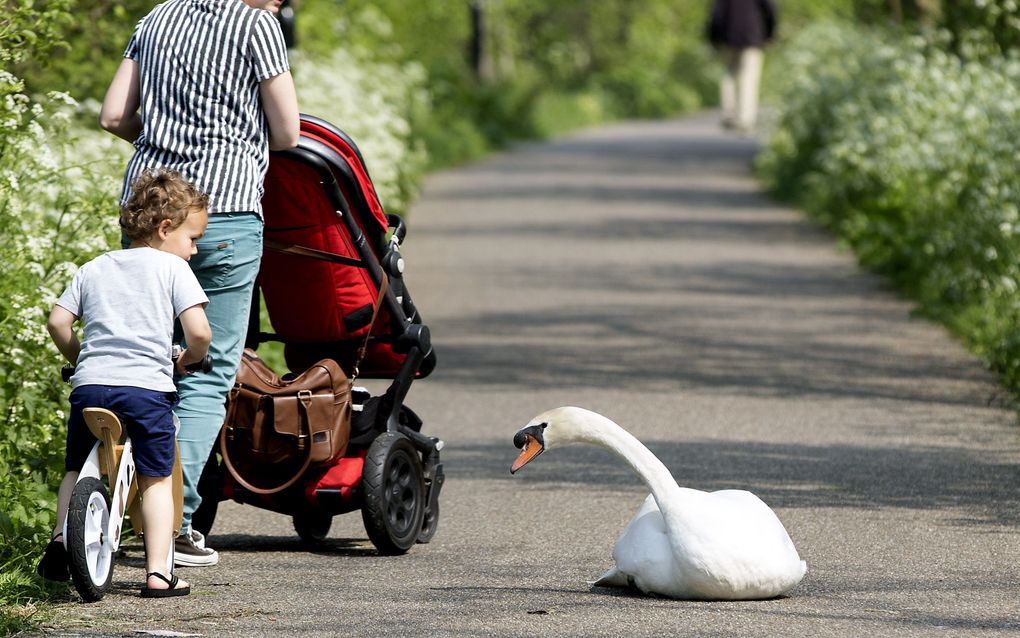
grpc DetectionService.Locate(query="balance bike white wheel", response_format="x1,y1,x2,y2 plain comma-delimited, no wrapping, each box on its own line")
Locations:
66,477,114,602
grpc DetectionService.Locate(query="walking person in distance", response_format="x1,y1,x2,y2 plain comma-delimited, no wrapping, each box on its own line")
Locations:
707,0,778,133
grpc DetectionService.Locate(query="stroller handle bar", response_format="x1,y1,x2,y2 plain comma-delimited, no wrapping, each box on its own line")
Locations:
386,213,407,246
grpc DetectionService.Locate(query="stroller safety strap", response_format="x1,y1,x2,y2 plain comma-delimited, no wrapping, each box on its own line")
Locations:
352,273,388,383
264,238,366,268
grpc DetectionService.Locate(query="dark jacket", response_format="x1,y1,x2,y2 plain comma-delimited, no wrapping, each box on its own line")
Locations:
707,0,778,48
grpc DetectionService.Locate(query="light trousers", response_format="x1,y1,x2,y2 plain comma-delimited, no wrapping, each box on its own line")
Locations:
720,46,764,130
175,213,262,532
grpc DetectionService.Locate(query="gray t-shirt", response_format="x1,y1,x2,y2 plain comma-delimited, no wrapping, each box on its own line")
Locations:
56,248,209,392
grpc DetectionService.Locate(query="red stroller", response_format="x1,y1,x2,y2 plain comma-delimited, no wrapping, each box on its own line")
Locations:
193,115,442,554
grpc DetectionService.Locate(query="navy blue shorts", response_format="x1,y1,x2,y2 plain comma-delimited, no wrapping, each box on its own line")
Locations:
65,385,179,478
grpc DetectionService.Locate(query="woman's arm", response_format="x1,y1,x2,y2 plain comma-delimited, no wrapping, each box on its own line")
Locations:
260,71,300,151
47,306,81,364
100,58,143,142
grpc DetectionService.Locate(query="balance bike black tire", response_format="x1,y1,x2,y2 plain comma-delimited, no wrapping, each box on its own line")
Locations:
66,477,114,602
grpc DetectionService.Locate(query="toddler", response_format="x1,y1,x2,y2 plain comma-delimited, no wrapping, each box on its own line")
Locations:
37,169,212,597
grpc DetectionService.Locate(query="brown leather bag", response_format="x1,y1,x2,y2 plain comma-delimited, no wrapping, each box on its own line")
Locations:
221,274,388,494
220,349,352,494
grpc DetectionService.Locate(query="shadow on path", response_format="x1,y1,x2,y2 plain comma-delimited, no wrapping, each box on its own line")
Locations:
445,439,1020,528
433,301,997,406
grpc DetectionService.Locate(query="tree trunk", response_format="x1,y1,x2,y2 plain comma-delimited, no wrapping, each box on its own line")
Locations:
469,0,494,81
888,0,903,24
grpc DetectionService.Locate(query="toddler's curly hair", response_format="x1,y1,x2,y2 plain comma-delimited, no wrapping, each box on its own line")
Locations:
120,169,209,241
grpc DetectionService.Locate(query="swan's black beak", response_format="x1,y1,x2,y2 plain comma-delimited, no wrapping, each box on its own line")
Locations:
511,424,546,474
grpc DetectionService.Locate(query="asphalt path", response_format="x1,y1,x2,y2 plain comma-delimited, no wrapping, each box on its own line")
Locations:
43,114,1020,637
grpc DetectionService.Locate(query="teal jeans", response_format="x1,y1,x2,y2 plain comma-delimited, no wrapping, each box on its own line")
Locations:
175,213,263,532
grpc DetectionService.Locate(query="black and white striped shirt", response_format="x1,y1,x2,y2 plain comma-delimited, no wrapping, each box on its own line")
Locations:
120,0,290,214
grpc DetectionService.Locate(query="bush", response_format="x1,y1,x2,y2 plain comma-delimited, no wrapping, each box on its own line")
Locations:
293,46,428,215
0,73,130,611
11,0,151,102
0,1,122,618
300,0,719,164
758,21,1020,391
530,89,608,139
942,1,1020,58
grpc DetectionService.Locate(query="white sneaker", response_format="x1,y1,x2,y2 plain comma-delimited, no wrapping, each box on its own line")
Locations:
174,528,219,567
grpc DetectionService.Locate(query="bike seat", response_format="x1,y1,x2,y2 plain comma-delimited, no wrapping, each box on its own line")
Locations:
83,408,123,442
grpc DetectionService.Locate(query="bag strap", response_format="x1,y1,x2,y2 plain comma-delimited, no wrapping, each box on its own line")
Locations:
351,273,389,383
219,398,313,496
264,238,366,268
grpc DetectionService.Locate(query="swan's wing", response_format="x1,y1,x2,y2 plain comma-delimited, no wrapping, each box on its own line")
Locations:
707,490,797,544
592,495,660,589
683,489,806,597
600,495,681,595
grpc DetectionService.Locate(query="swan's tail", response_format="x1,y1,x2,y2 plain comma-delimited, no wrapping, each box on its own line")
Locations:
593,566,630,588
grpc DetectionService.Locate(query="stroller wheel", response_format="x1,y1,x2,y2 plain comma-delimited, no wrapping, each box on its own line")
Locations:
361,432,425,555
293,511,332,545
416,500,439,544
66,477,114,602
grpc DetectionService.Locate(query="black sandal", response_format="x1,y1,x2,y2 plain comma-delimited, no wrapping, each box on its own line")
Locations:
37,533,69,582
140,571,191,598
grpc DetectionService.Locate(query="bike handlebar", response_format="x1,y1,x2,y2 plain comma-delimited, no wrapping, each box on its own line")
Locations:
184,355,214,374
173,345,214,374
60,349,213,383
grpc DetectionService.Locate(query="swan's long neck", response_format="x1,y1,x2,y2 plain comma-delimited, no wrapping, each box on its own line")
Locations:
571,413,685,507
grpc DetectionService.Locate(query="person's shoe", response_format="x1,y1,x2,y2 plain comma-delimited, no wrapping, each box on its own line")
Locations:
174,528,219,567
37,535,70,581
140,571,190,598
189,528,207,549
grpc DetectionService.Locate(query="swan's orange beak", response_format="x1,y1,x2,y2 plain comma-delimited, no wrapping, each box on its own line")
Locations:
511,432,544,474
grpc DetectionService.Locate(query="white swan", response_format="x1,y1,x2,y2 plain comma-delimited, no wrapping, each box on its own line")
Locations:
510,406,806,600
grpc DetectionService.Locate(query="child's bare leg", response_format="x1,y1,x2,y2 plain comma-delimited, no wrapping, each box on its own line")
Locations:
137,474,189,590
52,471,79,539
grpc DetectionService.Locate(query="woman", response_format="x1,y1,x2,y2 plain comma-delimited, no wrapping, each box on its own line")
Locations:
99,0,300,567
707,0,778,132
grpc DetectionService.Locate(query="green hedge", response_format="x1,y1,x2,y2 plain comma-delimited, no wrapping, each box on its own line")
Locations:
758,21,1020,391
1,4,129,626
